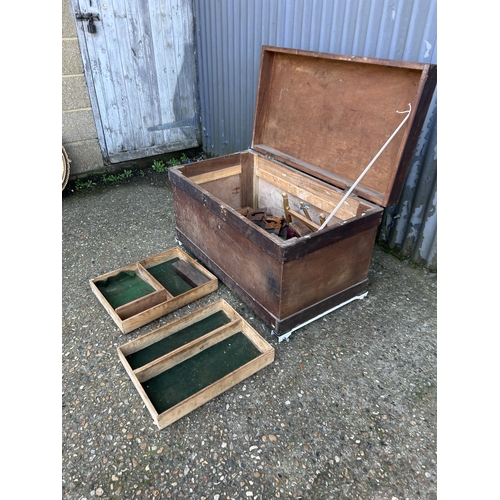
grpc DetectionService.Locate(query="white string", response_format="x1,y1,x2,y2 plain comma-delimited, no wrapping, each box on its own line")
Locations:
318,103,412,231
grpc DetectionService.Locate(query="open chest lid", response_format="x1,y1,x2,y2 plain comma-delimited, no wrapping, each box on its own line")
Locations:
251,46,437,207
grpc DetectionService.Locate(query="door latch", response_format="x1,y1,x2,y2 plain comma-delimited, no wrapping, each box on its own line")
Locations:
75,12,100,34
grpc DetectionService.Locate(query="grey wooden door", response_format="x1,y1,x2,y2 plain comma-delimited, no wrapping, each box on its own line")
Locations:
73,0,200,163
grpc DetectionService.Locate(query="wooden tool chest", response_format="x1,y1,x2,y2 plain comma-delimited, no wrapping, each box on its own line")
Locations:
168,46,437,341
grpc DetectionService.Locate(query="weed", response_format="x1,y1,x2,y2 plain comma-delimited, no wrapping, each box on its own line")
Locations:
152,154,190,172
75,178,97,190
102,170,134,183
152,160,166,172
166,157,181,167
74,169,134,190
101,173,118,183
71,153,192,192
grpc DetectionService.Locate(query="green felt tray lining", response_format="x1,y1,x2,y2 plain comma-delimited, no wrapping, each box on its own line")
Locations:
95,271,156,309
126,310,231,370
95,258,202,310
142,332,261,414
146,258,195,296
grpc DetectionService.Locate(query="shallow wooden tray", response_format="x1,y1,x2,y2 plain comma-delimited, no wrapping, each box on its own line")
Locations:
117,299,275,429
90,247,218,333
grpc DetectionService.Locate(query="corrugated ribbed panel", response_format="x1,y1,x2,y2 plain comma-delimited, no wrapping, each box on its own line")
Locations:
193,0,437,268
378,91,437,269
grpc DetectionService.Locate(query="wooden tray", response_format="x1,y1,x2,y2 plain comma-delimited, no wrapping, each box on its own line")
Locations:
117,299,275,429
90,247,218,333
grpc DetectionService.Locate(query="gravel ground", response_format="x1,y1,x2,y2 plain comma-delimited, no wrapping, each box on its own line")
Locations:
62,171,437,500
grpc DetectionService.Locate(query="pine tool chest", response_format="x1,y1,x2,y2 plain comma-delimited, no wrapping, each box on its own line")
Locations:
168,46,437,341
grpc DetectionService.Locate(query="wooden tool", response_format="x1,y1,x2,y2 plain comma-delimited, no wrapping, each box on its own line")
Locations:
282,193,320,232
300,202,311,220
282,193,292,223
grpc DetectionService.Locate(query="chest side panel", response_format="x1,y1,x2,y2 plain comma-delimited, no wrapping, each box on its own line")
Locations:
172,187,283,317
280,222,380,318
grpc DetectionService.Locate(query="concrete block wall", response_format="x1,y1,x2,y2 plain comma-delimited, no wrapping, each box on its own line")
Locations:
62,0,104,177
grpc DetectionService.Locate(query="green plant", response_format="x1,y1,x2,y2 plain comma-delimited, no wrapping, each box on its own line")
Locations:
166,157,181,167
102,169,133,183
152,160,166,172
101,173,117,183
152,155,189,171
75,178,97,190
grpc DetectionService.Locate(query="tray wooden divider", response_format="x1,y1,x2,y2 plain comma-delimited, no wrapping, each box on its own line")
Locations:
117,299,275,429
90,247,218,333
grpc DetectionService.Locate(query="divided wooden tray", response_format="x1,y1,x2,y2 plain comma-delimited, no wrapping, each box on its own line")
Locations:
90,247,218,333
117,299,275,429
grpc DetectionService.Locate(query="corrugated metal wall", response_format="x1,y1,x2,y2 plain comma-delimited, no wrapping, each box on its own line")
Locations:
193,0,437,269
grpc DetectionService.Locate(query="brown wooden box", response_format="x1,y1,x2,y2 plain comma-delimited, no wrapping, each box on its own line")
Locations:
117,299,275,429
90,247,218,333
168,46,437,341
